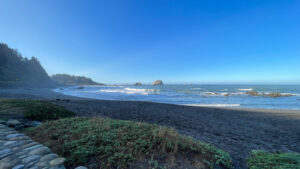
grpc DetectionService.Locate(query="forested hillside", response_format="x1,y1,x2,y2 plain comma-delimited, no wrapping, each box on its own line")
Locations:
0,43,55,88
52,74,103,86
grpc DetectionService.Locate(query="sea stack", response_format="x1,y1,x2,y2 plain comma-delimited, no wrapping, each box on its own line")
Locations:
152,80,163,86
134,82,142,86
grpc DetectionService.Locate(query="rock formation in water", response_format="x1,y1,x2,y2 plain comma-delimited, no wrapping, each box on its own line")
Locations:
134,82,142,86
152,80,163,86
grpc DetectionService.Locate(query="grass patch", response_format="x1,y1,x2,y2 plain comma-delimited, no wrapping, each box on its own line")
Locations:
0,98,75,121
247,150,300,169
25,117,232,169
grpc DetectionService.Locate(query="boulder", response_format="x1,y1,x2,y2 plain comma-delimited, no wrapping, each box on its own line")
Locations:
28,146,51,155
0,156,21,169
152,80,163,86
24,121,41,128
75,166,88,169
246,91,260,96
6,119,24,130
134,82,142,86
6,119,21,126
50,158,65,166
0,120,6,125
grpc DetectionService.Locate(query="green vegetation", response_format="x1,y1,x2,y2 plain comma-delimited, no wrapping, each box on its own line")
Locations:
25,117,233,169
247,150,300,169
52,74,104,86
0,99,75,121
0,43,55,88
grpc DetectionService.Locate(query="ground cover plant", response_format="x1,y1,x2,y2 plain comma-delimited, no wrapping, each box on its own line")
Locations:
0,98,75,121
247,150,300,169
25,117,233,169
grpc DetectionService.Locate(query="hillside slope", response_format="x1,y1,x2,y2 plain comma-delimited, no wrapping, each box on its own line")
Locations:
52,74,104,86
0,43,55,88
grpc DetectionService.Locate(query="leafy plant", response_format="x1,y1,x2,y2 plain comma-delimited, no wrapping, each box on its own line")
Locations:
0,99,75,121
25,117,233,169
247,150,300,169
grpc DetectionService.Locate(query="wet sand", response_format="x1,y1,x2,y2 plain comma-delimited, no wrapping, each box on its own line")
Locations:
1,88,300,169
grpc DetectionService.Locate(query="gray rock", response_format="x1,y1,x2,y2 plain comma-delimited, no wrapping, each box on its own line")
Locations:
6,133,24,139
134,82,142,86
36,161,48,167
24,161,36,168
12,164,25,169
0,148,11,159
4,141,16,145
28,146,51,155
7,140,27,148
22,142,39,149
75,166,88,169
40,153,58,162
49,165,65,169
49,158,65,166
24,144,42,151
23,155,41,163
0,156,21,169
152,80,163,85
9,136,30,141
7,119,21,126
24,121,42,127
0,120,5,125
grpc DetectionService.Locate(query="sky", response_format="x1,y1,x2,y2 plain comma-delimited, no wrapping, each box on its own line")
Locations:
0,0,300,84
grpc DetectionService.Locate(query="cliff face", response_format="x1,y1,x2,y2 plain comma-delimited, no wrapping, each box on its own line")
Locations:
0,43,55,88
52,74,104,86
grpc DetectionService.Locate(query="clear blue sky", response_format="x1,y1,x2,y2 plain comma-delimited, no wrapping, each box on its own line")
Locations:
1,0,299,84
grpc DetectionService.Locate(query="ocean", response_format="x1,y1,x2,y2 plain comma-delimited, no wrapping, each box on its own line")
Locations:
54,84,300,110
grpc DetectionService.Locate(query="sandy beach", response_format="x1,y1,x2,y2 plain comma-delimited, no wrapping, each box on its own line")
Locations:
1,88,300,169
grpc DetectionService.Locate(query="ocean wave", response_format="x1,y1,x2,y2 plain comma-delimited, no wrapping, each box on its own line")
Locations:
183,104,241,107
204,92,243,96
204,92,219,95
231,92,245,96
191,88,202,90
237,88,253,91
99,88,159,95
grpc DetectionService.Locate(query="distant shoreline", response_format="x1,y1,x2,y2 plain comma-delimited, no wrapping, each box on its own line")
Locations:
1,87,300,112
53,84,300,110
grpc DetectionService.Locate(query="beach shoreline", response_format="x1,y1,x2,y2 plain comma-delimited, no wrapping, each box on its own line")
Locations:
1,88,300,169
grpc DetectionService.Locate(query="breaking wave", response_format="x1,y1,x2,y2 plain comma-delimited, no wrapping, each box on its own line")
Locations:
183,104,241,107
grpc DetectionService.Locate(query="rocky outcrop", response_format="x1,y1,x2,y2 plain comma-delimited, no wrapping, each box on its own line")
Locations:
152,80,163,86
5,119,41,131
246,91,294,97
0,124,66,169
134,82,142,86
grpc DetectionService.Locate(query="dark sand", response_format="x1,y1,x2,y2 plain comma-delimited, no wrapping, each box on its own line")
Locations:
1,88,300,169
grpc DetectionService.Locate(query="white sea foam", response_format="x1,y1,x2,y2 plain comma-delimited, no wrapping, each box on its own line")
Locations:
231,92,245,95
237,88,253,91
183,104,241,107
191,88,202,90
204,92,218,95
99,88,159,95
